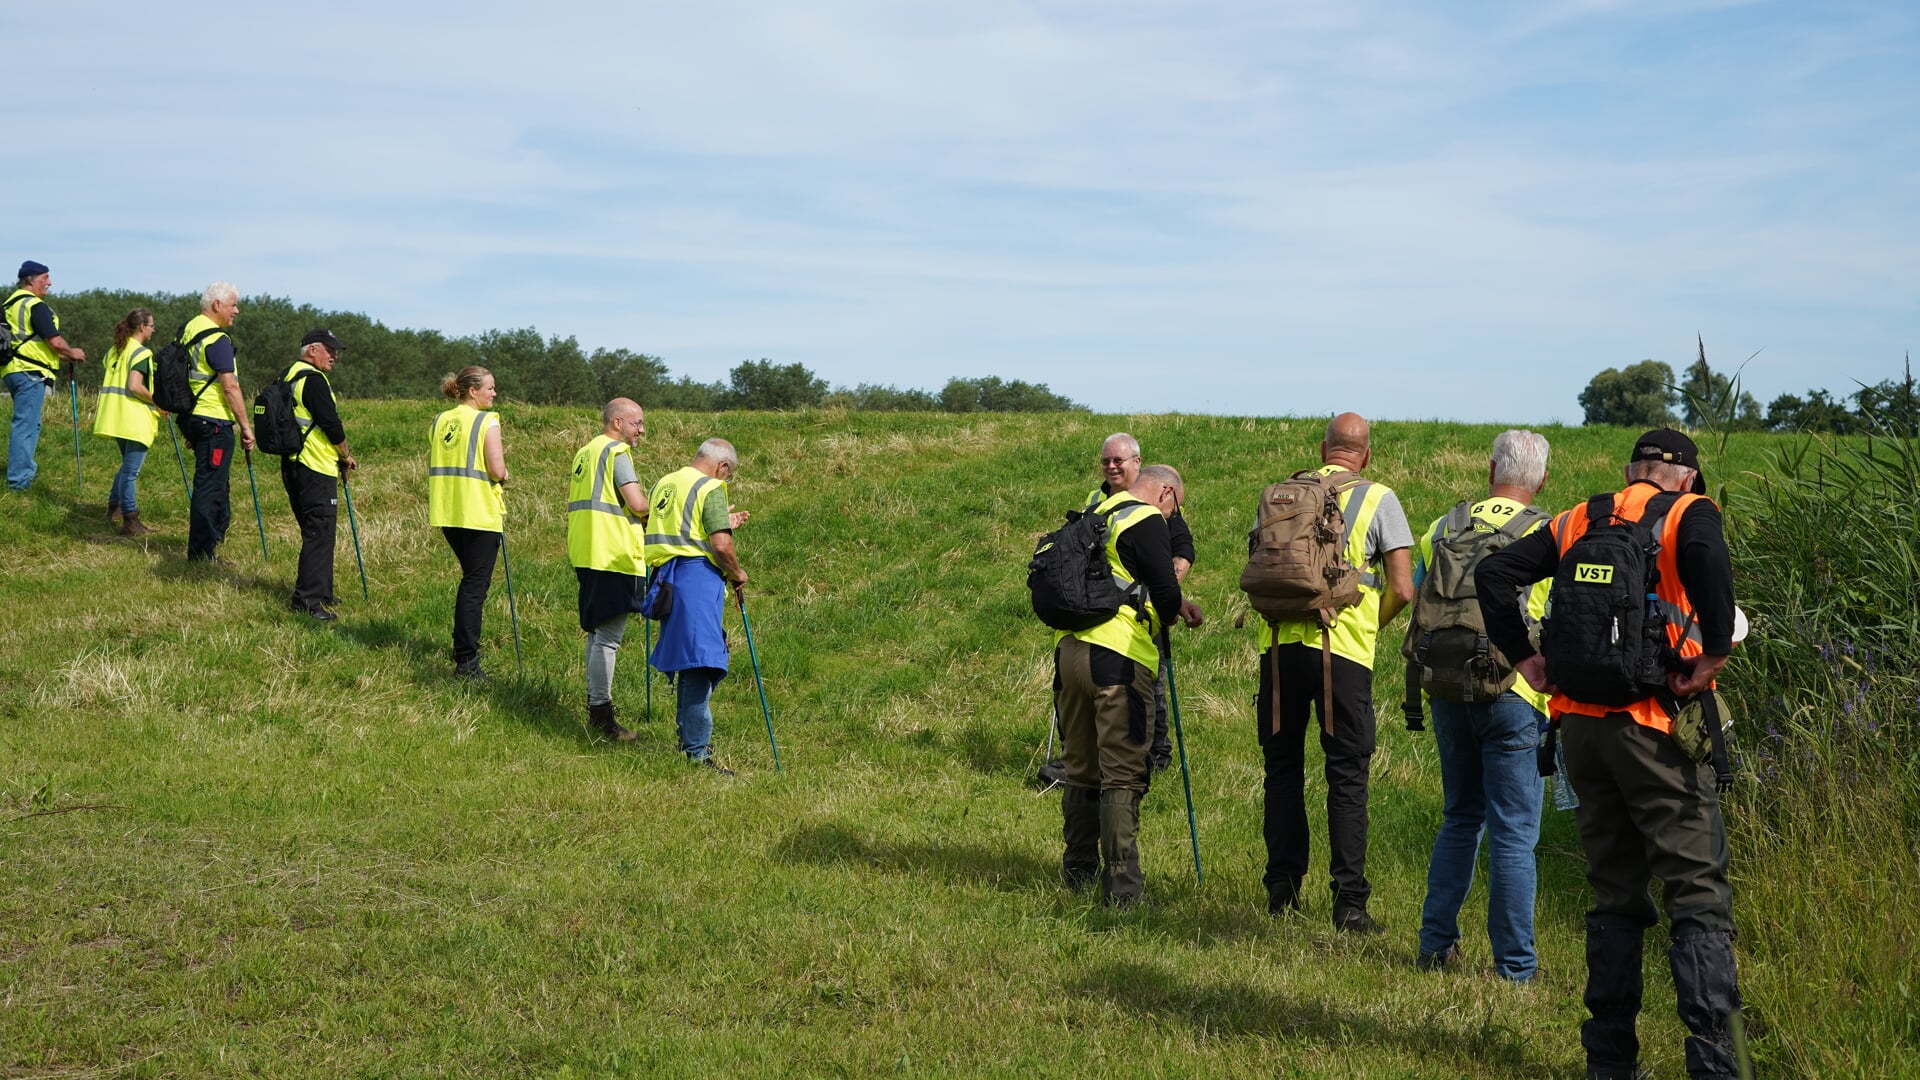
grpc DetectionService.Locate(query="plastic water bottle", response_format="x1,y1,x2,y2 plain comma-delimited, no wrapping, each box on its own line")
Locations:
1552,740,1580,811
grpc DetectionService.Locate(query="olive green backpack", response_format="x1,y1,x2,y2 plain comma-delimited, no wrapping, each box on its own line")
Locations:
1401,500,1547,706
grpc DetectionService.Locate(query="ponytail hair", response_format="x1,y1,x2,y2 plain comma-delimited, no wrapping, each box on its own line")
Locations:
442,365,492,400
111,308,155,350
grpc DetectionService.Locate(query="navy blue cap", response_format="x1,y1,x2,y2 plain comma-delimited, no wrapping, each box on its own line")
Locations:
17,260,48,278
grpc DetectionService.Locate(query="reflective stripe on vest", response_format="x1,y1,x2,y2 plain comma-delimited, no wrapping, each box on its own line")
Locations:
286,361,339,477
427,405,503,531
1547,483,1713,733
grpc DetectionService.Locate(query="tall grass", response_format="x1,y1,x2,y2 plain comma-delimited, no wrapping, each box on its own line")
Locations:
1720,428,1920,1074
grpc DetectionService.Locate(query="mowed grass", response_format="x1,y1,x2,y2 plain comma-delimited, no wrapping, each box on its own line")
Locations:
0,400,1907,1077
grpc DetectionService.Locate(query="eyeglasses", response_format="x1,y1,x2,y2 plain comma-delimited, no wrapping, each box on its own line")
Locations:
1100,456,1139,466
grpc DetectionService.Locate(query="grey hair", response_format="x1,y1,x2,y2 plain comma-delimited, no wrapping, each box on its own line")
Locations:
201,281,238,308
1101,432,1140,460
1626,459,1693,487
694,438,738,469
1490,429,1550,491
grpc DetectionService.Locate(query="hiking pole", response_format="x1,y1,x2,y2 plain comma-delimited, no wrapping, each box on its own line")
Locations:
68,378,83,497
1164,632,1203,887
167,420,191,496
736,587,781,771
644,596,654,724
340,473,369,602
243,447,268,563
497,520,524,675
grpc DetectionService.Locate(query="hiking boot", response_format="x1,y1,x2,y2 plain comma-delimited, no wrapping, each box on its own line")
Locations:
119,512,153,536
1097,788,1144,908
290,601,338,622
106,502,122,524
1333,906,1385,935
1417,944,1460,971
1060,784,1100,892
692,755,735,777
454,661,486,683
1036,759,1067,787
589,702,637,743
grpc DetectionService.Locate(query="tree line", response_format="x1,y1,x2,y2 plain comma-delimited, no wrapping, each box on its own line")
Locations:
1579,346,1917,435
48,289,1085,413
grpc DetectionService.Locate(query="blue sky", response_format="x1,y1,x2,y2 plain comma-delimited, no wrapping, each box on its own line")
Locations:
16,1,1917,419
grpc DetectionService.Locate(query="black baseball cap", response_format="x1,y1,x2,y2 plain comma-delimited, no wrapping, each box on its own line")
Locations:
1631,428,1706,494
301,328,344,353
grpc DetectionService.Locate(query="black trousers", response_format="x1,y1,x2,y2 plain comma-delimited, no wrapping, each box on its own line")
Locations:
442,526,500,667
279,457,337,609
182,417,234,560
1258,643,1378,909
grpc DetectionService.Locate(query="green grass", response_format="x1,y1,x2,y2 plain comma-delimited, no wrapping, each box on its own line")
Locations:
2,401,1913,1077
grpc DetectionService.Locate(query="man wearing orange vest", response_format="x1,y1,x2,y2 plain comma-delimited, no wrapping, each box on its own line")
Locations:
1476,429,1741,1080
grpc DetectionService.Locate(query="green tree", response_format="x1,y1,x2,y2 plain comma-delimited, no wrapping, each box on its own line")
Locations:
821,383,939,411
1678,345,1762,431
1766,390,1859,434
588,348,672,406
1851,359,1919,437
1578,360,1677,427
939,376,1083,413
718,359,827,410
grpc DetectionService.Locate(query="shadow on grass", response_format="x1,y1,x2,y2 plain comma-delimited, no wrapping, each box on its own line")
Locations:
1073,959,1558,1078
772,821,1058,892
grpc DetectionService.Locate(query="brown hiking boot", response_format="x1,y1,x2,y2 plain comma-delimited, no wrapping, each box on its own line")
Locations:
120,512,153,536
588,702,637,743
106,503,122,524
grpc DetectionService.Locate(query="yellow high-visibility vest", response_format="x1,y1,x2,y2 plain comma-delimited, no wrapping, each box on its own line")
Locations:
427,404,503,532
1259,465,1396,668
92,341,159,447
180,314,236,422
567,434,645,574
2,289,62,378
284,360,341,477
1059,491,1164,671
644,465,725,571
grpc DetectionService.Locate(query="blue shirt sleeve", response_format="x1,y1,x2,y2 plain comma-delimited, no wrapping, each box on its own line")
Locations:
28,301,56,340
205,336,235,374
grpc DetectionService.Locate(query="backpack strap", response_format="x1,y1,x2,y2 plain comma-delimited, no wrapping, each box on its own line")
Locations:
1640,490,1686,540
180,325,231,411
1496,504,1549,540
1704,691,1733,792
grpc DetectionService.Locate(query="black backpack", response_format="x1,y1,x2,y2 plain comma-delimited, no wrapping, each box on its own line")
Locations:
1541,491,1685,707
252,364,314,456
151,325,227,415
1028,501,1145,632
1403,500,1549,704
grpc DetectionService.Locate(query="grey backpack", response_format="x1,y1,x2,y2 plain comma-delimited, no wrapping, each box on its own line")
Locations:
1402,500,1547,704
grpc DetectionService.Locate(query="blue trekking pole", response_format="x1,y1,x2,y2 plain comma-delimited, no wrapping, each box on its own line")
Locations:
1164,632,1203,887
243,447,268,563
167,420,191,496
735,588,781,771
340,473,369,602
68,379,82,497
497,521,524,675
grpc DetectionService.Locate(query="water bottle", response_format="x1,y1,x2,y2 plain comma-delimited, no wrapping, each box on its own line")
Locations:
1552,739,1580,810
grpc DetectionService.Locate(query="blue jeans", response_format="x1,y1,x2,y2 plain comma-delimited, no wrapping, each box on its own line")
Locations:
5,371,49,490
111,438,148,513
673,667,723,761
1419,692,1544,981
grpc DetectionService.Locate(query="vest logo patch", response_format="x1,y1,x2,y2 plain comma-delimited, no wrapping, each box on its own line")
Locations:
1574,563,1614,584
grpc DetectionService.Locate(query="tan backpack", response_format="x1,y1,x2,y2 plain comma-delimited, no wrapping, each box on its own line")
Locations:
1238,469,1369,734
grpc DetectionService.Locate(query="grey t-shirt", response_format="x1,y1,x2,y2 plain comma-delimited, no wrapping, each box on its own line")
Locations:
1364,488,1414,566
612,451,637,489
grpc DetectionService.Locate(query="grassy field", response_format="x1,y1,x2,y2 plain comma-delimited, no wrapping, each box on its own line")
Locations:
2,399,1912,1077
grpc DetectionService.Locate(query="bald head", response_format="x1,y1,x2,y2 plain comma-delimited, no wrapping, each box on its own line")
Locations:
1322,412,1371,468
1130,464,1184,517
601,398,645,441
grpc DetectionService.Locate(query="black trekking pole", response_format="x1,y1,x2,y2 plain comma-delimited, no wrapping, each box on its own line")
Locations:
1164,632,1203,887
736,587,781,771
243,447,268,563
340,473,369,602
497,519,524,675
68,378,82,498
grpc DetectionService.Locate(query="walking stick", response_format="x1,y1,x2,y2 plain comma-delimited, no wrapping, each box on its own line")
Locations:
340,473,369,602
735,587,781,771
68,378,82,497
497,521,524,675
167,419,191,496
1164,632,1203,887
243,447,268,563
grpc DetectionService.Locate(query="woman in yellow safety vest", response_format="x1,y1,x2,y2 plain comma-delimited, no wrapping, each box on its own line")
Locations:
92,308,162,536
428,366,510,679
